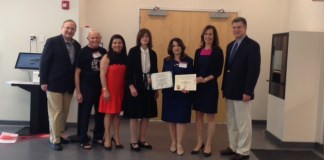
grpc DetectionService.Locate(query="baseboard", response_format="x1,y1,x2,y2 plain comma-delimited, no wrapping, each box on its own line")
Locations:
0,120,77,128
252,120,267,125
315,142,324,153
1,119,266,126
0,120,29,125
265,129,323,153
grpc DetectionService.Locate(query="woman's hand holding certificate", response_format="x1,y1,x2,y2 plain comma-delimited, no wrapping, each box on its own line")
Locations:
174,74,196,91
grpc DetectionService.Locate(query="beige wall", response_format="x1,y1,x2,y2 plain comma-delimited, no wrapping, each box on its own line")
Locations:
289,0,324,31
82,0,289,121
82,0,324,144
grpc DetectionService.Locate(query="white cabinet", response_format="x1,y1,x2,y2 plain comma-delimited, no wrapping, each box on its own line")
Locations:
266,31,324,143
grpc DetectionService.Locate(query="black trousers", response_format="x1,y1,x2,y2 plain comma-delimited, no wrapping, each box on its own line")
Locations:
79,85,104,144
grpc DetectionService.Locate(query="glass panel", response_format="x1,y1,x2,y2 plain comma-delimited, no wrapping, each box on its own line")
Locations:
269,33,289,99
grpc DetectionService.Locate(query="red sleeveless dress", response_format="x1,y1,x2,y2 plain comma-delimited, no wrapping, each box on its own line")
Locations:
99,64,126,114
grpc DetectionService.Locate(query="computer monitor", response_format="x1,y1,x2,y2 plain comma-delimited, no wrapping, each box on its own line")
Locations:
15,52,42,70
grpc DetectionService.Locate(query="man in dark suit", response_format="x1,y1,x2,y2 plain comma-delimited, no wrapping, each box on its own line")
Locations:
220,17,261,160
40,19,81,151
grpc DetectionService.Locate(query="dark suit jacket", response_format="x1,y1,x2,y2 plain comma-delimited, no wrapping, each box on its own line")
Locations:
40,35,81,94
222,36,261,100
194,47,224,79
125,46,158,92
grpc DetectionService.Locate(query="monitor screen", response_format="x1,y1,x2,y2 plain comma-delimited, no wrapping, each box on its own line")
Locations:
15,52,42,70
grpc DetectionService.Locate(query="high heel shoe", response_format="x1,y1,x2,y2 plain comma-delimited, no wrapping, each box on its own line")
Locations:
203,151,212,157
169,143,176,153
104,145,112,150
111,137,124,149
130,143,141,152
176,144,184,156
191,143,205,155
103,139,112,151
203,146,212,157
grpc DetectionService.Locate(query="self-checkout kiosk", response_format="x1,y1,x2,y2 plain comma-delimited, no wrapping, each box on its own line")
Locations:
10,52,48,135
15,52,41,83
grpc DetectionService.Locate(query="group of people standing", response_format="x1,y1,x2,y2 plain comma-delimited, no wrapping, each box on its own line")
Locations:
40,16,260,160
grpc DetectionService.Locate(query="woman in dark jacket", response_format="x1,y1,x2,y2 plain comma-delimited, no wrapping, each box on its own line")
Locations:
123,28,158,151
162,37,194,156
191,25,224,157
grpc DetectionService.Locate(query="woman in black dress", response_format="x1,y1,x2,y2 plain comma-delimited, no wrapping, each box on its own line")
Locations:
123,28,158,151
162,38,194,156
191,25,224,157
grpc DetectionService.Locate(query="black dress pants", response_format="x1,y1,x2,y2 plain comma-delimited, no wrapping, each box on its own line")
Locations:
79,85,104,144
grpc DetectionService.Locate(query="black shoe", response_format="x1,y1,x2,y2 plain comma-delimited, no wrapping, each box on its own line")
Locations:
130,143,141,152
191,143,204,154
80,143,92,150
138,141,152,149
103,139,112,151
104,145,112,151
92,139,104,145
203,151,212,157
231,153,249,160
111,137,124,149
60,137,70,144
220,147,236,156
50,143,63,151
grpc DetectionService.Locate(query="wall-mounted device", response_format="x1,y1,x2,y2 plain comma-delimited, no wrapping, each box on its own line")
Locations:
62,1,70,10
149,6,167,17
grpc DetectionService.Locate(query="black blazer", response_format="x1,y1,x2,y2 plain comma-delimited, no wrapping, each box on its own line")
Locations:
125,46,158,92
40,35,81,94
194,47,224,79
222,36,261,100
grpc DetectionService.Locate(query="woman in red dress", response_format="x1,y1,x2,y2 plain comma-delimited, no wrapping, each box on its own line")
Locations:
99,34,127,150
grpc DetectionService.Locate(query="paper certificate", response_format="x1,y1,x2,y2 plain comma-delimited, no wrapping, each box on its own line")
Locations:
151,71,173,90
174,74,196,91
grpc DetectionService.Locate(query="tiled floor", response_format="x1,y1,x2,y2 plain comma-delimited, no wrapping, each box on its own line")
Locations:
0,120,322,160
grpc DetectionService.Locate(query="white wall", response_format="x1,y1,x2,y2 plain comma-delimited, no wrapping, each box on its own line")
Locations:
289,0,324,32
1,1,324,144
0,0,79,122
82,0,289,121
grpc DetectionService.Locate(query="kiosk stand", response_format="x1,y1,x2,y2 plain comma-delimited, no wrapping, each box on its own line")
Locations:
10,52,48,135
11,82,49,135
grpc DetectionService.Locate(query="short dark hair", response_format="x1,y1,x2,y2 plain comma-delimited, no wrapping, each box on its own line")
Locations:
232,17,247,27
166,37,187,61
108,34,127,55
200,25,219,49
62,19,77,28
136,28,153,49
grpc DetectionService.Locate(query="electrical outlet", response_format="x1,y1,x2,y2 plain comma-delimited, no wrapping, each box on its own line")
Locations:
30,35,36,41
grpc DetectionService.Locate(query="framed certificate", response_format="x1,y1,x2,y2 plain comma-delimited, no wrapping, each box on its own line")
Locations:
151,71,173,90
174,74,196,91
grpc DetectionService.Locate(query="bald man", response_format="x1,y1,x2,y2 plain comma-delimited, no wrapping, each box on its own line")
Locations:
75,30,107,149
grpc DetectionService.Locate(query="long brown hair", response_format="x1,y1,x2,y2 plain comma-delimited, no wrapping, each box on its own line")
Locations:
200,25,219,50
136,28,153,49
